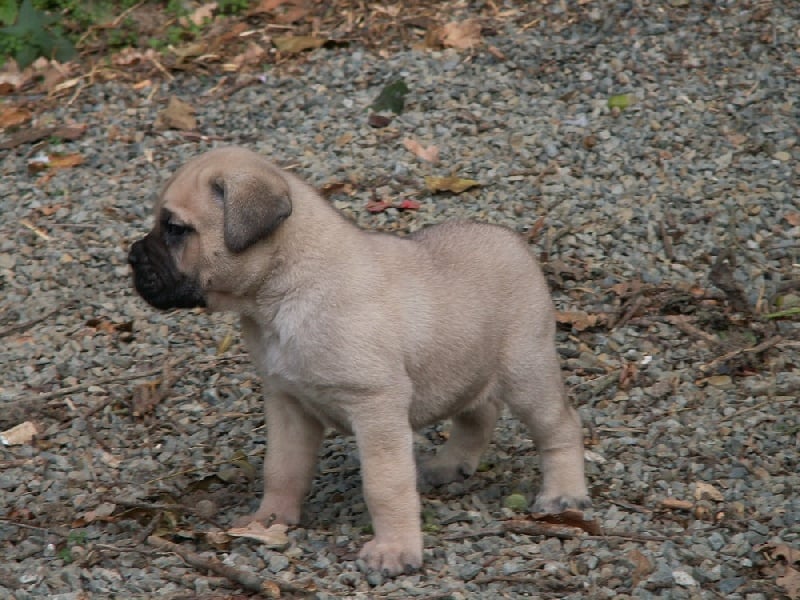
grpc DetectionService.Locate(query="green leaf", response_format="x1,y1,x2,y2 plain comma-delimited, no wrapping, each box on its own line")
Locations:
0,0,17,26
608,94,632,110
370,78,410,114
503,493,528,512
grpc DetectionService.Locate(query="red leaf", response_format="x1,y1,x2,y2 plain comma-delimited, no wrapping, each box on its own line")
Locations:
365,199,391,213
396,199,421,210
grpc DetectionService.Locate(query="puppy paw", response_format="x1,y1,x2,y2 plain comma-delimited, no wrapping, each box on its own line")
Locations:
359,538,422,576
532,492,592,515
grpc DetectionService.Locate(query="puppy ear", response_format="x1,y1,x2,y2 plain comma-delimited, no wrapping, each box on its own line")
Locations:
214,171,292,253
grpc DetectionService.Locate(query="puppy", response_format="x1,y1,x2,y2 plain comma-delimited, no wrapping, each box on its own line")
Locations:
128,146,590,575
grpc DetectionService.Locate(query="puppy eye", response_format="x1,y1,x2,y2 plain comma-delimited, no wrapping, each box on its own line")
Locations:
165,221,192,241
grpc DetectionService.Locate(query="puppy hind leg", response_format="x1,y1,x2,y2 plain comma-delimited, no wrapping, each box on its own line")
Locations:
504,351,590,514
419,398,501,487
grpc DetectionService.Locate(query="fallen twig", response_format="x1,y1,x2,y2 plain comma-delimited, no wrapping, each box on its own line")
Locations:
0,518,72,538
147,535,314,597
443,521,672,544
700,335,783,374
0,300,77,338
659,315,719,346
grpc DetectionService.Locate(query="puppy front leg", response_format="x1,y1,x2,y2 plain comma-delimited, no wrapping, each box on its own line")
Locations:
355,418,422,575
235,393,324,526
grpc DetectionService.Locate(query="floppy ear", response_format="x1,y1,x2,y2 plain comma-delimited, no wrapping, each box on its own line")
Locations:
213,170,292,253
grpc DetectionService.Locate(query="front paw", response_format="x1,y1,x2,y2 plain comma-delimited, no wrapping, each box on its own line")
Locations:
532,492,592,515
359,537,422,576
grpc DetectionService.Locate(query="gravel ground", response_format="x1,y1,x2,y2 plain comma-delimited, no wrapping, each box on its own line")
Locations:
1,1,799,598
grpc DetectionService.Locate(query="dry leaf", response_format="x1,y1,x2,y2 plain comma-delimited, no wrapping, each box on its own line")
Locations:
365,199,392,213
367,113,392,128
272,36,326,53
187,2,217,26
112,48,159,67
777,567,800,599
0,62,24,94
424,175,480,194
694,481,724,502
154,96,197,131
217,332,235,354
230,42,267,69
626,548,654,586
785,212,800,227
440,20,482,50
81,502,117,523
0,421,39,446
132,380,165,417
661,498,693,511
527,215,546,241
248,0,292,14
532,510,602,535
227,522,290,548
556,310,599,331
402,138,439,163
27,152,84,174
397,199,421,211
49,153,84,169
0,106,32,128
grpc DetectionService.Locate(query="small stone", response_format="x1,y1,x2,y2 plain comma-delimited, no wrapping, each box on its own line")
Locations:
673,570,697,586
773,151,791,161
268,554,289,573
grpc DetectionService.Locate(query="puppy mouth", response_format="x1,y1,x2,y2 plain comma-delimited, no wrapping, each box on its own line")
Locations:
128,237,206,310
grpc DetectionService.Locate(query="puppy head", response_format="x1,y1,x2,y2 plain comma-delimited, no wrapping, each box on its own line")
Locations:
128,147,292,311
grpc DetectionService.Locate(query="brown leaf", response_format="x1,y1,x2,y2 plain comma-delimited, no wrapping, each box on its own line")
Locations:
0,62,24,95
0,421,39,446
556,310,599,332
618,361,638,389
661,498,693,511
248,0,292,14
367,113,392,128
132,381,165,417
154,96,197,131
778,567,800,599
230,42,267,69
272,35,326,54
365,199,392,213
527,215,546,241
49,153,84,169
112,48,159,67
424,175,480,194
187,2,217,26
532,510,602,535
0,106,32,128
626,549,654,586
0,124,86,150
319,181,353,197
694,481,724,502
440,20,482,49
785,212,800,227
402,138,439,163
27,152,84,174
227,522,290,548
